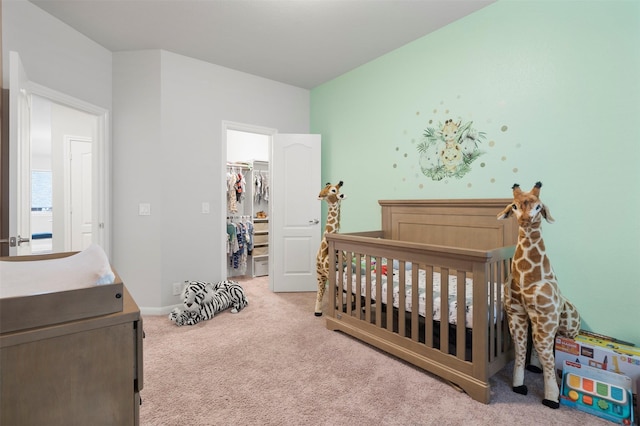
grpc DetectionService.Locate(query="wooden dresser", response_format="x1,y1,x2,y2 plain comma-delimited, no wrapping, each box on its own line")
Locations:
0,286,143,425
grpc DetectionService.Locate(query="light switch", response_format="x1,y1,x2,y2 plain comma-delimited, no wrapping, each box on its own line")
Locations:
139,203,151,216
202,202,210,214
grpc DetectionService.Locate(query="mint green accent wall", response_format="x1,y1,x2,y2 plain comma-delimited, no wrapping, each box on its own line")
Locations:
311,1,640,344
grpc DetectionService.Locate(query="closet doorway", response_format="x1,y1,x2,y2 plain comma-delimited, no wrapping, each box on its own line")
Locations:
222,121,322,293
225,124,273,279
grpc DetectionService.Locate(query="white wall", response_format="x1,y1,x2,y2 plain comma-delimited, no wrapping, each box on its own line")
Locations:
111,50,163,310
2,0,112,110
4,0,311,313
227,130,269,163
113,50,310,312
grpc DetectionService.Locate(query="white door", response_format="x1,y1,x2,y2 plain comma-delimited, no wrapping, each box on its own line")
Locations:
7,51,32,256
270,134,322,292
69,138,93,250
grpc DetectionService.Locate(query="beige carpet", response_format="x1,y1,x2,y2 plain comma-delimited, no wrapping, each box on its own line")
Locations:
139,276,610,426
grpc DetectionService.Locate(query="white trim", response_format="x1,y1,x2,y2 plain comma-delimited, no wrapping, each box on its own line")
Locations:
140,304,182,316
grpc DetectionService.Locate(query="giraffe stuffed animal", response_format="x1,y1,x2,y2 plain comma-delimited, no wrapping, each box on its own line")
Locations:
498,182,580,409
315,181,345,316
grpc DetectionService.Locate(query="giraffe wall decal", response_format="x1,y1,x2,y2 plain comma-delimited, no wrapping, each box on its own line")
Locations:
315,181,345,316
498,182,581,408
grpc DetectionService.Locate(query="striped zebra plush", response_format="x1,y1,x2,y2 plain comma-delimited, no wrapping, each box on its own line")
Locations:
169,280,248,326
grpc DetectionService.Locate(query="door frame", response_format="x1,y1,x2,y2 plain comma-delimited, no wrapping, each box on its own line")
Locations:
15,80,110,256
221,121,276,282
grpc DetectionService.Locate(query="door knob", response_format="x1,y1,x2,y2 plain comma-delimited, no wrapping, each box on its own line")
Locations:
309,219,320,225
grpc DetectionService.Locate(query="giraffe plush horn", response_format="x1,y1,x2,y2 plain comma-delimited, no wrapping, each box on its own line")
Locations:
531,181,542,197
512,183,522,196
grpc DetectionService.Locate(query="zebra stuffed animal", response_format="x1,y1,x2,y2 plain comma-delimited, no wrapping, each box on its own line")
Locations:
169,280,248,326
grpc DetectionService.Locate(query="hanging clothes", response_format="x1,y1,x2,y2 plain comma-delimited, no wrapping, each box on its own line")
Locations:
245,220,254,255
226,222,238,254
230,221,248,274
227,170,238,213
253,170,270,204
235,172,246,202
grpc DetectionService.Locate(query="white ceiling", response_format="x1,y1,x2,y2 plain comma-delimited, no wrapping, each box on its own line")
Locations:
29,0,495,89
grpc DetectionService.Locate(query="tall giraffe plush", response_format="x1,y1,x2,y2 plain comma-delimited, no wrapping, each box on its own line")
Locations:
498,182,580,408
315,181,345,316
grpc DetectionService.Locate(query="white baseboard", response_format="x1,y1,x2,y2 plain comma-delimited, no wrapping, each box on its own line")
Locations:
140,304,181,316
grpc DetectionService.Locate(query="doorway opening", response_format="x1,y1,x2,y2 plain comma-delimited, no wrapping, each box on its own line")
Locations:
224,123,273,278
6,51,111,257
31,95,97,254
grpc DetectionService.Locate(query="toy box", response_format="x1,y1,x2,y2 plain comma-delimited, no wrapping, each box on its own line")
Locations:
556,331,640,425
560,361,634,425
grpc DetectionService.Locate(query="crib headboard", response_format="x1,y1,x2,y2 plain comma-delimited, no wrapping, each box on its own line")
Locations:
379,199,517,250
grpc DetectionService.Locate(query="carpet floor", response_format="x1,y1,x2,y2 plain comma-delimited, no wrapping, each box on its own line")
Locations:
139,276,612,426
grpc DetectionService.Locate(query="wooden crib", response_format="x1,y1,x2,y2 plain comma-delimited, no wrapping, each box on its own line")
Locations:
326,199,518,404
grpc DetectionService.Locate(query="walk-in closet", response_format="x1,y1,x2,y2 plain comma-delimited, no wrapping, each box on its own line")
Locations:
226,129,270,278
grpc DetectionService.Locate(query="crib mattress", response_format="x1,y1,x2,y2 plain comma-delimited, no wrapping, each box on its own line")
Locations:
342,263,501,328
0,245,122,334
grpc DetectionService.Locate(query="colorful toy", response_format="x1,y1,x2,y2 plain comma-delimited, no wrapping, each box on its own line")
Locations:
561,361,634,425
315,181,345,316
497,182,581,408
555,333,640,423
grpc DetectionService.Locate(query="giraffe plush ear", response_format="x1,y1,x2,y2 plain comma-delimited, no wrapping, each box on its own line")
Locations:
497,204,514,220
541,203,555,223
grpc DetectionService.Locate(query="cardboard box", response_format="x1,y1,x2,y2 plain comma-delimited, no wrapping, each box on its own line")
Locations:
556,332,640,425
561,361,634,424
254,233,269,245
252,246,268,256
253,257,269,277
253,221,268,232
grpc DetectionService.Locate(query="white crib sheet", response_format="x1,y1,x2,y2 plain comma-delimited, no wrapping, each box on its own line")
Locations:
341,262,501,328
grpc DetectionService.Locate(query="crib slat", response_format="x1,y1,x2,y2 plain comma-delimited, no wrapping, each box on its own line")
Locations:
440,268,449,354
410,265,419,342
365,256,372,323
355,253,362,318
385,258,393,332
424,265,433,347
375,257,382,328
456,271,467,361
345,253,353,316
335,248,343,315
397,260,406,337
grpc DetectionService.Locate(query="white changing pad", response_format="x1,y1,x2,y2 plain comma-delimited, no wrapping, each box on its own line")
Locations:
0,244,115,299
